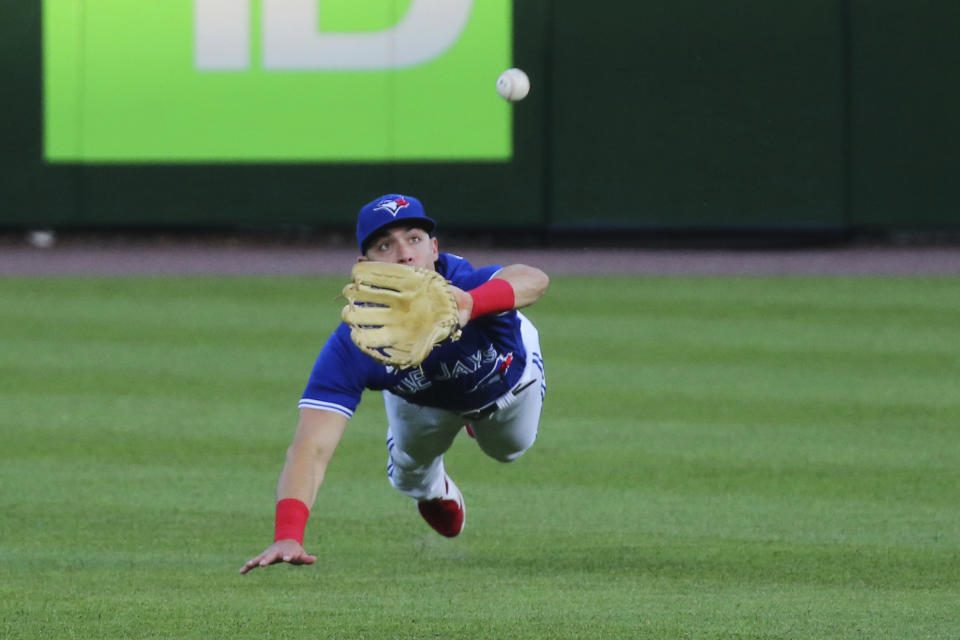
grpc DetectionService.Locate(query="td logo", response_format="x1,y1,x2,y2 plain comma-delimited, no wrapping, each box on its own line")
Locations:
44,0,511,163
195,0,474,70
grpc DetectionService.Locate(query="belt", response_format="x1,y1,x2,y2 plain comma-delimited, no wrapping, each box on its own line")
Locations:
460,379,536,421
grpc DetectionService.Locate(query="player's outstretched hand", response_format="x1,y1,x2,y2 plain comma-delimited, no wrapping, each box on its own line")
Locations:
239,539,317,575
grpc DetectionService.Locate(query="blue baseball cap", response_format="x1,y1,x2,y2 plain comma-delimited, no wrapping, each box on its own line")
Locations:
356,194,436,254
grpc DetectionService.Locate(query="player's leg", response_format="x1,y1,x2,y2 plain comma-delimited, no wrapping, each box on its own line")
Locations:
383,391,463,500
384,391,467,536
471,313,546,462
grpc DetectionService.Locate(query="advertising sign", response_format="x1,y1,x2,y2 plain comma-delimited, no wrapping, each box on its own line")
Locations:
44,0,512,162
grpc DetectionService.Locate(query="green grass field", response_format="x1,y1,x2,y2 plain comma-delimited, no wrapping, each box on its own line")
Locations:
2,275,959,639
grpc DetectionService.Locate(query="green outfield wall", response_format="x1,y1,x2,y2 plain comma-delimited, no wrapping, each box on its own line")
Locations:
2,1,959,233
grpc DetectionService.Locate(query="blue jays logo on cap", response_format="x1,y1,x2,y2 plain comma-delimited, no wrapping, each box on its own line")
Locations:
356,193,436,253
373,196,410,217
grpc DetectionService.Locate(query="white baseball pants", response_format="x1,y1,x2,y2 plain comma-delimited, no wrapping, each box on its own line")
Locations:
384,313,545,501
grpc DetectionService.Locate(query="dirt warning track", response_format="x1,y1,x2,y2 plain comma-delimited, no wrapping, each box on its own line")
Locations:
2,237,960,276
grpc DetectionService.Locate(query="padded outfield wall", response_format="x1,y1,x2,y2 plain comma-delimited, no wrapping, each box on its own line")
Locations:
2,1,959,234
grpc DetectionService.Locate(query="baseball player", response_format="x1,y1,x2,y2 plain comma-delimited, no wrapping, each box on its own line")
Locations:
240,194,548,574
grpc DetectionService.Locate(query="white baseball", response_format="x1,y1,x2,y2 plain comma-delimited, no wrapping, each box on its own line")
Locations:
496,68,530,102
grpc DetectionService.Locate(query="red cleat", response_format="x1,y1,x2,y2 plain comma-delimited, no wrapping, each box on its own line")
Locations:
464,424,476,438
417,476,465,537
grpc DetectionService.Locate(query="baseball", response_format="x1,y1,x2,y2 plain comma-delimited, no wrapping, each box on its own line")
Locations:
496,68,530,102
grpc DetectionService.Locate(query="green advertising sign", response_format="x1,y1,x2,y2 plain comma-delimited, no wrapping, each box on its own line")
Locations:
43,0,512,162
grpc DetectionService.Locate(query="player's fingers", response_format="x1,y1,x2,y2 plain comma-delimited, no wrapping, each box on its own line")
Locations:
280,547,315,565
239,555,265,575
240,539,316,573
290,553,317,566
258,549,283,567
239,549,281,574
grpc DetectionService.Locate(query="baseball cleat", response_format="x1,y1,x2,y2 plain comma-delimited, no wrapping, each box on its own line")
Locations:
464,424,476,439
417,475,465,537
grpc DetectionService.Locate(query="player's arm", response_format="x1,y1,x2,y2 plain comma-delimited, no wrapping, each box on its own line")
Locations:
239,407,348,575
452,264,549,325
490,264,550,308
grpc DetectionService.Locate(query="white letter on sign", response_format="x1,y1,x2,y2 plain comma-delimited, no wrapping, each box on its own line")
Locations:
194,0,251,70
262,0,473,70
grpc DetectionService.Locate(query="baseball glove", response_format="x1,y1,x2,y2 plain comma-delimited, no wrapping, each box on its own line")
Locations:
341,262,462,368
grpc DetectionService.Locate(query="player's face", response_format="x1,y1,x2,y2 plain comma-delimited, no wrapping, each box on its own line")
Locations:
364,226,438,269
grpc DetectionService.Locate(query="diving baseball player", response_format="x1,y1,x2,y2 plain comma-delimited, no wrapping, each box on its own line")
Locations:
240,194,548,574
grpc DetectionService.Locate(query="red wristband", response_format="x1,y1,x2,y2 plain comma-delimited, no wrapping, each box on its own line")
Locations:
274,498,309,544
468,279,515,320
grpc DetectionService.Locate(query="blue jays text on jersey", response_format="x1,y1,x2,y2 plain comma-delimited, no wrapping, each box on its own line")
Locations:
299,254,527,417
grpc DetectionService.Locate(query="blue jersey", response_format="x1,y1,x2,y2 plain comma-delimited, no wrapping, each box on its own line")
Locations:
300,254,528,417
